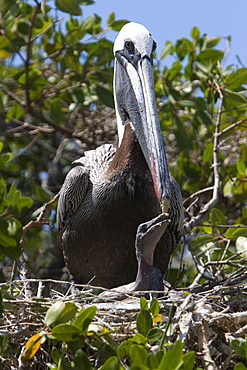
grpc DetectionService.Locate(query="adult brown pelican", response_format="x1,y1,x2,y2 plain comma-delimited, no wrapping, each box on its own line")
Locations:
57,22,183,289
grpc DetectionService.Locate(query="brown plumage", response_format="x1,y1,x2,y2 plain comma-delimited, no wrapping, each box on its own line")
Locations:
57,23,183,289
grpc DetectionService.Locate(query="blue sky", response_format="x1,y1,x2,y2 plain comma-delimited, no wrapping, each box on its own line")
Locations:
82,0,247,67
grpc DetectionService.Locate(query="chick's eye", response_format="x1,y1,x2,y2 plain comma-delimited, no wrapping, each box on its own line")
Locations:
125,40,134,52
152,41,157,52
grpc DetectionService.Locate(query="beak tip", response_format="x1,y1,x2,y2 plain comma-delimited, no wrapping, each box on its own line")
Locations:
161,197,170,213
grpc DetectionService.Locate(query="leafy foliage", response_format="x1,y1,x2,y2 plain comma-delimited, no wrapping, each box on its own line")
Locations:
18,297,197,369
0,0,246,285
0,0,247,367
231,338,247,370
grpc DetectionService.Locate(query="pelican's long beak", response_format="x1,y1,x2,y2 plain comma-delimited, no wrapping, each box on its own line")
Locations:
114,49,171,212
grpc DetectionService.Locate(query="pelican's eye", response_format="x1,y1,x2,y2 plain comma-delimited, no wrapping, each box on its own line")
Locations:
125,40,134,52
152,40,157,53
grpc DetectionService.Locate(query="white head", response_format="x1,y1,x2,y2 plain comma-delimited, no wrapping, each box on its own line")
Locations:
112,22,171,206
114,22,156,59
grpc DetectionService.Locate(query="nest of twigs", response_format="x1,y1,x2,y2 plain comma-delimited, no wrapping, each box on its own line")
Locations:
1,271,247,370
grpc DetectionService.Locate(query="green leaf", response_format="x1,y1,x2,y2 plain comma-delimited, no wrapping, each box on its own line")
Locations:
202,143,213,164
44,301,67,327
96,85,114,108
17,196,33,214
78,0,95,4
18,69,43,85
51,323,81,341
190,235,213,249
176,38,192,61
146,328,164,343
0,153,12,169
55,302,77,325
140,297,149,311
146,353,160,369
202,222,212,235
231,338,247,358
160,42,173,59
130,344,147,365
74,349,93,370
51,347,61,365
100,356,121,370
191,26,200,40
178,100,195,108
117,334,147,358
183,351,195,370
159,339,183,369
225,227,247,240
7,218,22,237
107,12,115,26
225,68,247,90
7,182,17,202
234,364,247,370
206,37,221,48
234,181,247,203
224,90,247,109
73,306,97,333
137,310,153,337
150,298,160,317
6,103,23,120
80,15,96,34
109,20,128,31
237,159,246,175
177,157,203,179
197,49,224,63
0,229,17,247
17,22,30,35
210,208,227,226
50,99,62,124
56,0,82,15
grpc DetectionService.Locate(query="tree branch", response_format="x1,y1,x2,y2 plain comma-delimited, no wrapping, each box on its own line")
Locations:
20,192,60,244
184,82,223,234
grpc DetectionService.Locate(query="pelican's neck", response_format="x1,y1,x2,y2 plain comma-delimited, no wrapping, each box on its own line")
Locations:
132,258,153,291
106,123,149,177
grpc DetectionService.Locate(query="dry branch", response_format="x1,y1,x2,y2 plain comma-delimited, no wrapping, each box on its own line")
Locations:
1,275,247,368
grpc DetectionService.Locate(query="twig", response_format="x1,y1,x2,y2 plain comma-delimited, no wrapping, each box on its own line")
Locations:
20,192,60,243
183,187,214,204
221,103,247,113
202,223,247,228
184,82,223,234
5,117,54,134
10,132,42,160
218,117,247,137
198,319,216,370
0,85,25,106
16,255,34,298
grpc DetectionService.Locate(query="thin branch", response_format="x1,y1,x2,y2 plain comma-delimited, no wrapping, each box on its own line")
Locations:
20,192,60,243
184,82,223,234
31,18,62,43
0,85,25,106
221,102,247,113
183,186,214,204
219,117,247,136
5,117,54,134
45,82,84,99
16,255,34,298
10,132,42,160
202,223,247,229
